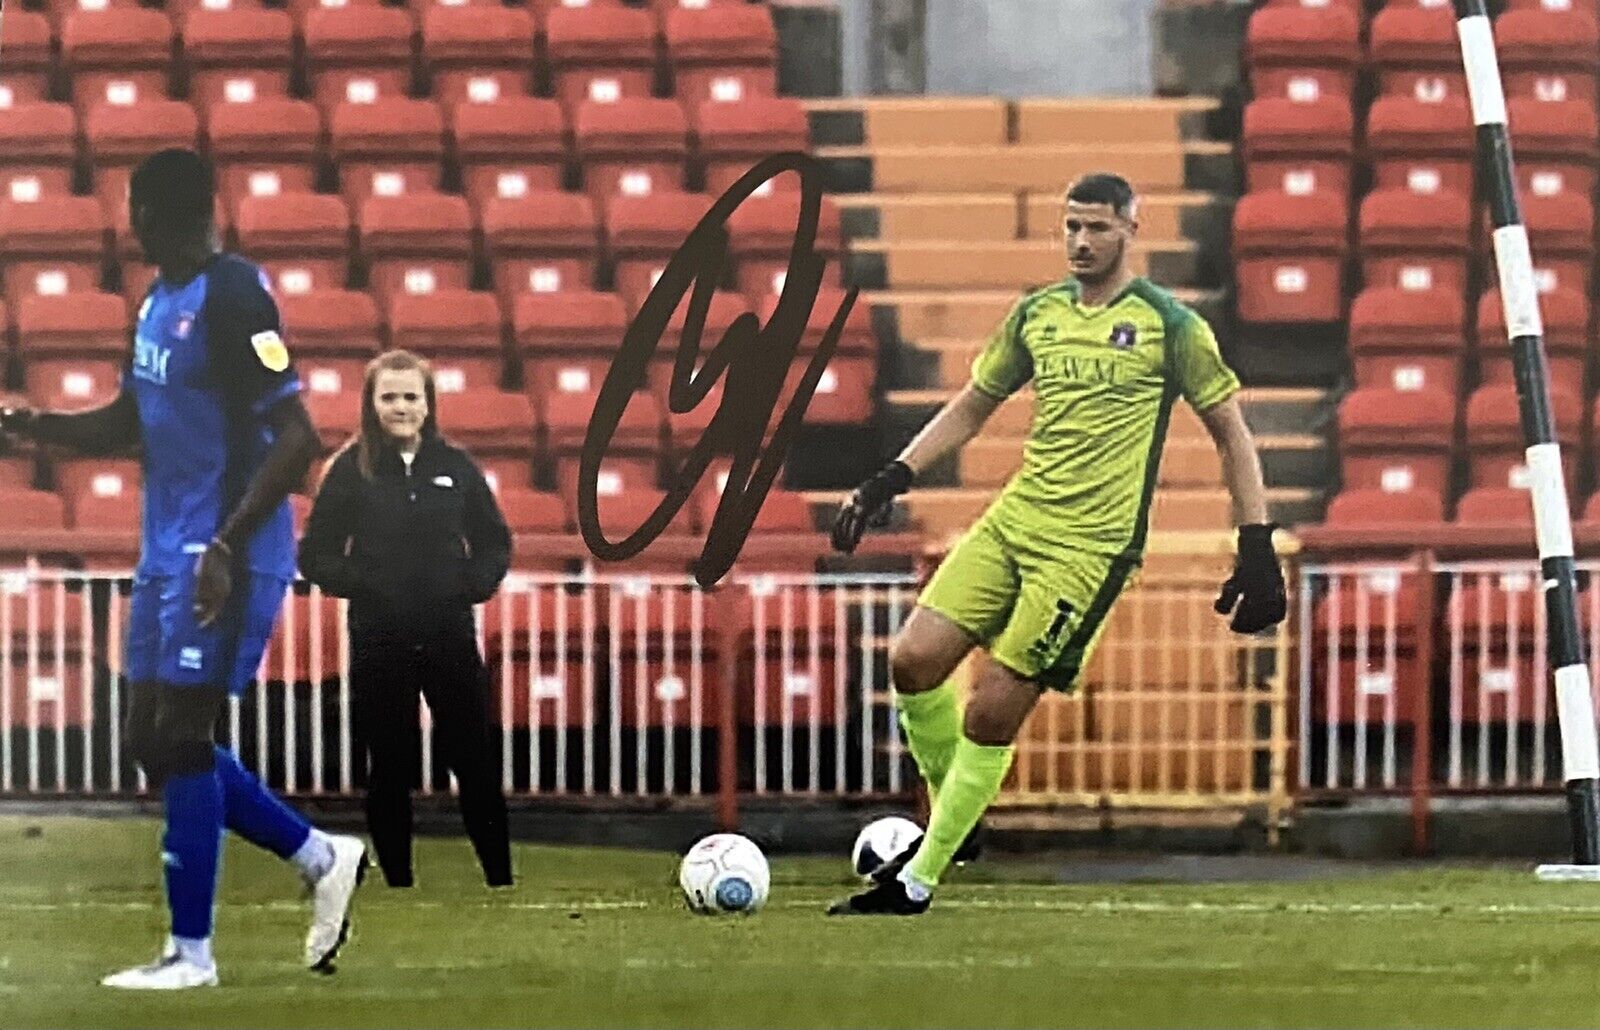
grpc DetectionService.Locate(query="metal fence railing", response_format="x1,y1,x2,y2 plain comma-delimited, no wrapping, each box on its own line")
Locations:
1298,557,1600,801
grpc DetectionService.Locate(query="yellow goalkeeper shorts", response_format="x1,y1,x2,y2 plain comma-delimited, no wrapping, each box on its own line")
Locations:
917,515,1136,692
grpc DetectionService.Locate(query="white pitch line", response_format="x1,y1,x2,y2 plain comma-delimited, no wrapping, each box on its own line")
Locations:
0,899,650,913
783,898,1600,916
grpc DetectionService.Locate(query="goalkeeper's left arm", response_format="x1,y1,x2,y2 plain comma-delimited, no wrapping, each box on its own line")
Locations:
1198,396,1285,634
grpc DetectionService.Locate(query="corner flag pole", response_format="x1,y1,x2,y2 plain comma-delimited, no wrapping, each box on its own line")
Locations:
1451,0,1600,876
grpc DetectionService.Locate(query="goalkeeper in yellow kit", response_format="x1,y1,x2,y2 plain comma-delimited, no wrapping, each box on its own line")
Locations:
827,173,1286,915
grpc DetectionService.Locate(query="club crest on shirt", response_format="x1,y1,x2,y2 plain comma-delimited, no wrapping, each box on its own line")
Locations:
173,313,194,340
1108,321,1138,351
250,329,290,372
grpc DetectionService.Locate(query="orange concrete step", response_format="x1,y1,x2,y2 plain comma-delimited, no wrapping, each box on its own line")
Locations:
1014,97,1221,147
805,96,1009,147
814,142,1230,194
833,193,1019,241
849,237,1197,290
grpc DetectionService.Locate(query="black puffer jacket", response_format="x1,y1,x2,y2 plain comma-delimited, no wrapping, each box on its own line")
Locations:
298,435,511,632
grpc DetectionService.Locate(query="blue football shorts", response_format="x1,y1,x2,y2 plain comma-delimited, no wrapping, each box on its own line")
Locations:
126,567,291,696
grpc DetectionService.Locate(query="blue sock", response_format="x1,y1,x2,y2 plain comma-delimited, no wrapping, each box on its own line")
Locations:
214,746,312,860
162,770,224,941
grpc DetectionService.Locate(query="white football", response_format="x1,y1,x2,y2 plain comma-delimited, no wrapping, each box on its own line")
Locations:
679,833,770,914
851,816,923,879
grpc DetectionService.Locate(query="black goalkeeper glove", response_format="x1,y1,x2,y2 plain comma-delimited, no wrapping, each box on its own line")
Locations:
1214,523,1287,634
830,460,914,554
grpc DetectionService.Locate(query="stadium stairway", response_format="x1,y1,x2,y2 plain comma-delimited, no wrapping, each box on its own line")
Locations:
802,96,1330,547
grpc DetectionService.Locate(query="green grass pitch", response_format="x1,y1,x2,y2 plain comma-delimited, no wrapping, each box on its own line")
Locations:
7,815,1600,1028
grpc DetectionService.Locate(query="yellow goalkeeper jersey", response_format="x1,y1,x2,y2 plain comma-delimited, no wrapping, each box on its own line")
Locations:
969,276,1240,561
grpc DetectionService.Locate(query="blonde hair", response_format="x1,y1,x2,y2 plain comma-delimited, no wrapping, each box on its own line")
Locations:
337,349,439,481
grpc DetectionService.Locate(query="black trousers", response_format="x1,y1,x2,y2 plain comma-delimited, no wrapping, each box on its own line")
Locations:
350,622,511,887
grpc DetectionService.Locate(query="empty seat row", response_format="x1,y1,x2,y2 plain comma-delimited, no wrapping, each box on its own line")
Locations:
0,185,842,317
0,95,809,216
3,3,775,115
1248,2,1598,105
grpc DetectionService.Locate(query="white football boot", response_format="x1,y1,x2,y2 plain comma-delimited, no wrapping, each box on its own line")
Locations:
305,834,368,971
101,941,219,990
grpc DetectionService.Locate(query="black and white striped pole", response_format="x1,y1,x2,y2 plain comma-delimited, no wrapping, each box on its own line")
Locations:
1452,0,1600,877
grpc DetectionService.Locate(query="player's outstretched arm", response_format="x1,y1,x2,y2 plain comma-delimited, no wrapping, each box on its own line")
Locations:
1198,396,1286,634
0,391,140,455
831,383,1001,553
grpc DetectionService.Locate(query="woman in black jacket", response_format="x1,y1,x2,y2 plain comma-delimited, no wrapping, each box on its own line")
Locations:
299,350,513,888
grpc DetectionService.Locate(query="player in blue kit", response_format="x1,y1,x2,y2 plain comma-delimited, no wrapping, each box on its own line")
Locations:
0,149,368,989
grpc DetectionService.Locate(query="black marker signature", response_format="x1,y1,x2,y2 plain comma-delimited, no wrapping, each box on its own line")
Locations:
578,152,860,588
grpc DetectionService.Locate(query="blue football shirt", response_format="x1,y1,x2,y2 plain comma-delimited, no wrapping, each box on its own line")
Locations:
125,253,300,578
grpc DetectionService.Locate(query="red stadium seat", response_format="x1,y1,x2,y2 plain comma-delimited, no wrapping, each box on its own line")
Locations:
1368,4,1463,101
1324,487,1445,528
1337,385,1455,495
1240,96,1355,197
606,191,715,307
525,0,624,31
207,99,324,216
482,191,601,305
1244,5,1361,101
1506,98,1600,198
1476,286,1588,387
726,192,845,305
422,6,537,108
436,390,537,488
496,488,569,533
61,8,174,114
278,289,382,395
542,382,662,497
54,457,140,530
0,104,78,205
1346,286,1466,396
513,289,628,399
15,292,128,409
166,0,264,28
1465,382,1582,492
302,6,416,115
1231,190,1348,324
1486,191,1596,295
0,197,107,311
1364,96,1476,196
0,489,68,531
544,5,657,111
1454,486,1537,527
786,352,875,426
181,8,295,113
358,192,474,302
1357,188,1472,294
285,0,384,30
696,97,808,196
305,390,362,451
1497,8,1600,103
330,99,447,208
451,98,568,213
574,98,689,209
84,100,200,222
385,289,507,393
663,4,777,111
235,192,352,297
1505,0,1597,10
1310,556,1429,728
0,12,55,107
756,287,875,355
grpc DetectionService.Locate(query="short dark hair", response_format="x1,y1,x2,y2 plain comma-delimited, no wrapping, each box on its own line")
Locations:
129,147,215,229
1065,173,1137,219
